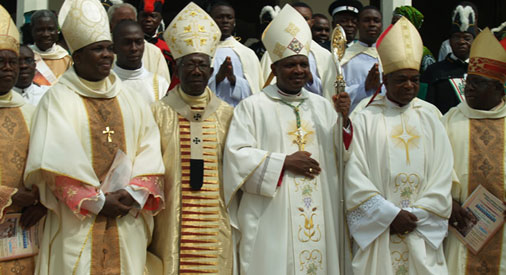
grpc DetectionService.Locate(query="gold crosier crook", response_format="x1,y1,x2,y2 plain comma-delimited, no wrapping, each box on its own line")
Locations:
331,24,348,275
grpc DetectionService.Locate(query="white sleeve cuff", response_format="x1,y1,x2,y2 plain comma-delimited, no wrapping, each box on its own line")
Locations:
124,185,150,209
81,190,106,215
347,195,400,250
405,207,448,249
242,152,286,197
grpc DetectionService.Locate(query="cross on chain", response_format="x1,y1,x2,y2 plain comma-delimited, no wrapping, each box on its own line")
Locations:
193,137,201,144
102,126,115,143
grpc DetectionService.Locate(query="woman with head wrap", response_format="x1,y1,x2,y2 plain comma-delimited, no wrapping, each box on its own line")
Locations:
392,6,436,73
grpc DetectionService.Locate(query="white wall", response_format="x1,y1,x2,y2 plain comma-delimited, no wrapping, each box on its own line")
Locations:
381,0,412,28
16,0,65,28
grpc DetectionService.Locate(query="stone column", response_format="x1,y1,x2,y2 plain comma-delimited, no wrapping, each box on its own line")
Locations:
381,0,411,28
16,0,50,28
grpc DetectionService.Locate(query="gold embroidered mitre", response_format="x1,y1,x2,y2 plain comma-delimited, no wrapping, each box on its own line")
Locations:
0,5,19,55
60,0,112,53
262,4,311,63
376,16,423,75
468,28,506,84
163,2,221,60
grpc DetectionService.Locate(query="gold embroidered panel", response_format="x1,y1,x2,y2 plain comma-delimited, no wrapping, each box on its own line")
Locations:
466,118,505,275
91,216,121,275
81,97,126,275
0,108,29,213
81,97,126,182
0,108,29,188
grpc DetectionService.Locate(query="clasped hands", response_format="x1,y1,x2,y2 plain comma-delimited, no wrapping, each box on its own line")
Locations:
216,56,236,86
99,189,135,218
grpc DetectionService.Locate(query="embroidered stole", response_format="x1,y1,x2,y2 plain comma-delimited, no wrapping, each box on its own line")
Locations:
0,108,34,274
466,118,505,275
283,102,327,275
81,97,126,275
168,89,223,273
385,107,425,273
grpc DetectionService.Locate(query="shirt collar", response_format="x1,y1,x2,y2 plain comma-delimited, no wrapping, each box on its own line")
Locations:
113,63,147,80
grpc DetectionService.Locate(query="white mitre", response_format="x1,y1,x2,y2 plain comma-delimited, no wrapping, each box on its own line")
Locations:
376,16,423,75
0,4,19,55
261,4,312,63
59,0,112,53
163,2,221,60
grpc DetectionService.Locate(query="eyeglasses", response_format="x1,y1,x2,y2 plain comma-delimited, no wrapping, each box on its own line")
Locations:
181,62,211,72
0,58,18,68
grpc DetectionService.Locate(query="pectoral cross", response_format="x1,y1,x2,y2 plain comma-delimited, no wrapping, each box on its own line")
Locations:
288,126,313,151
102,126,115,143
193,113,202,121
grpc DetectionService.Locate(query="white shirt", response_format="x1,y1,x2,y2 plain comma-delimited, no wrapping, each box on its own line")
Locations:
113,63,169,104
13,83,49,105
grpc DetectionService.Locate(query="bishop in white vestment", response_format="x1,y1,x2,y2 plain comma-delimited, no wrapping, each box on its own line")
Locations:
24,1,164,274
344,17,453,275
0,7,44,274
443,28,506,275
224,5,352,275
148,4,234,274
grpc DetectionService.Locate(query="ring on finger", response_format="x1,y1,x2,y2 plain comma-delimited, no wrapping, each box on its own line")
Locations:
309,168,313,173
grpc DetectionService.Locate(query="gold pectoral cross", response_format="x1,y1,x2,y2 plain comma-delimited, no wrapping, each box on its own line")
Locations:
289,126,314,151
102,126,115,143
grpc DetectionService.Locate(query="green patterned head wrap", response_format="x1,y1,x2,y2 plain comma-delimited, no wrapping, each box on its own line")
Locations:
394,6,424,30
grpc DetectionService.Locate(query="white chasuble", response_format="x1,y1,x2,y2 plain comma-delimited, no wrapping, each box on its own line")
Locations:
442,100,506,275
345,96,453,275
24,68,164,275
224,85,347,275
384,104,425,272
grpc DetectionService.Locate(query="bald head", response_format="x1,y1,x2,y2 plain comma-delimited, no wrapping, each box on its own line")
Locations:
108,3,137,31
